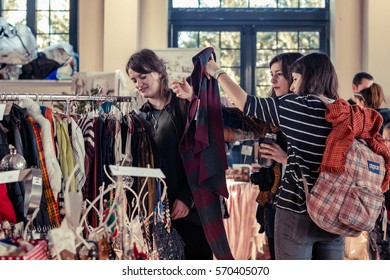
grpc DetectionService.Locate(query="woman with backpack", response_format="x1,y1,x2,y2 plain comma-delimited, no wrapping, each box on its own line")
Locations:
205,52,344,259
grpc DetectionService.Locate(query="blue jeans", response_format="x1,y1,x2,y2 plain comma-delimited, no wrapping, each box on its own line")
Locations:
274,207,345,260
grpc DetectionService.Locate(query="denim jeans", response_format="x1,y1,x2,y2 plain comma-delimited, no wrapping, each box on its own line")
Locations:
274,207,345,260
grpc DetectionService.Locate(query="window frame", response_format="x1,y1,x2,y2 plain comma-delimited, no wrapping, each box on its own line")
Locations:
168,1,330,96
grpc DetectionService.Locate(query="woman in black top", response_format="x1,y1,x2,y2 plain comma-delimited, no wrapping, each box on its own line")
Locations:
126,48,212,259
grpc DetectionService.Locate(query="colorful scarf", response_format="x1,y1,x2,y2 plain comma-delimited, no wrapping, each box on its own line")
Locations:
320,98,390,192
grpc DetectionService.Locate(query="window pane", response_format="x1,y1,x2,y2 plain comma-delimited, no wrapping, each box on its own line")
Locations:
256,50,276,67
257,32,277,49
50,33,69,45
278,0,299,8
2,0,26,10
3,11,26,25
172,0,198,8
37,33,50,49
256,68,271,97
37,11,50,33
221,31,240,49
199,0,220,8
36,0,49,10
50,11,69,33
250,0,276,8
220,49,240,67
299,31,319,49
50,0,69,10
199,31,219,48
178,31,198,48
277,32,298,49
172,0,326,8
300,0,325,8
221,0,248,8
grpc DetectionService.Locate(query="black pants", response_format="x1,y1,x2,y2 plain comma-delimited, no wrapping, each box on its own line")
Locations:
172,218,213,260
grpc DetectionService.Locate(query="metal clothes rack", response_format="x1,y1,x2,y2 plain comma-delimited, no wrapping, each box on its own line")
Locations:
0,93,134,102
0,94,136,115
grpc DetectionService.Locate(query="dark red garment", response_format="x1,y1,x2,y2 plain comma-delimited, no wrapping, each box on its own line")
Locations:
0,183,17,223
180,47,233,260
320,99,390,192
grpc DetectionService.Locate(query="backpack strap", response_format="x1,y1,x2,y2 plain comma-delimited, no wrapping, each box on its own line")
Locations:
301,94,334,200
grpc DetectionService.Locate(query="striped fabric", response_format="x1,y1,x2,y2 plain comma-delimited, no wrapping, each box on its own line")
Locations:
70,117,86,190
78,117,95,202
180,47,233,260
244,94,332,214
27,115,60,228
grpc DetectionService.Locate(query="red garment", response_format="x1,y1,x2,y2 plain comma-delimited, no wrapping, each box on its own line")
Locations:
0,183,16,223
320,99,390,192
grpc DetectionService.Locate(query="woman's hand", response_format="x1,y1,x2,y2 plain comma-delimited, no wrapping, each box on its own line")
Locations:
172,77,193,100
206,54,220,79
259,142,288,164
170,199,190,220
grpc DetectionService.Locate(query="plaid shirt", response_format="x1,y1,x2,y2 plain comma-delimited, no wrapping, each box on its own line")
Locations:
27,115,60,227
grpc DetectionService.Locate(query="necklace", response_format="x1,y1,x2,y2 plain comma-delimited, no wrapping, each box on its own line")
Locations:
151,109,164,130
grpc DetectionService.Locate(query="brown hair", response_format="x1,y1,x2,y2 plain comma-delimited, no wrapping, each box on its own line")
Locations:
126,48,169,98
291,52,339,99
354,82,386,109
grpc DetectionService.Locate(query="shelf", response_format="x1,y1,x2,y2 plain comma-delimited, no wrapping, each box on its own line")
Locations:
0,80,72,95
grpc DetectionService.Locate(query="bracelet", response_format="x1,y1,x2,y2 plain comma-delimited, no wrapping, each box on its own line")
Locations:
213,69,226,80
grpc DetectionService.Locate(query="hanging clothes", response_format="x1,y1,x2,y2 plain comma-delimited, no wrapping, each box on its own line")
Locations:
179,47,233,260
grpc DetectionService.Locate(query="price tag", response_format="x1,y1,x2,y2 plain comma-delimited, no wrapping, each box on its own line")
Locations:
0,170,20,184
110,165,166,178
241,145,253,156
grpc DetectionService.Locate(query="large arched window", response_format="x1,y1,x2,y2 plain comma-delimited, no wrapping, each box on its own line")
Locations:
0,0,78,52
169,0,329,97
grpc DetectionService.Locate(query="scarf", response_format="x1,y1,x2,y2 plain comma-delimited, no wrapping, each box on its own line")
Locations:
179,47,233,260
320,98,390,192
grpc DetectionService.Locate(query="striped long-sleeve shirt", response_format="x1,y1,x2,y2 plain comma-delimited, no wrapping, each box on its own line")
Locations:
244,93,332,213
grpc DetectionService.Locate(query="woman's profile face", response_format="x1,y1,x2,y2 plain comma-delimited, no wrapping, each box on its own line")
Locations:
290,72,302,94
270,62,290,97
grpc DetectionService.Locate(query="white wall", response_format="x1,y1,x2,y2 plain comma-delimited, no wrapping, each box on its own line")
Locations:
330,0,362,101
365,0,390,105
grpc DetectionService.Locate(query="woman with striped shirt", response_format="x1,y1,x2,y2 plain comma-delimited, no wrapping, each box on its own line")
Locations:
206,52,344,260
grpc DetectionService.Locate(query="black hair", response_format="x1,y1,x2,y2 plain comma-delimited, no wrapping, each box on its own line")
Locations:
352,72,374,86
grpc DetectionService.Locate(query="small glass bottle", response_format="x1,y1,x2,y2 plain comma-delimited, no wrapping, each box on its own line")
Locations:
258,133,277,168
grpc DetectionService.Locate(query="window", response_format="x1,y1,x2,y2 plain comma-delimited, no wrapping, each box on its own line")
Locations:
169,0,329,97
0,0,78,52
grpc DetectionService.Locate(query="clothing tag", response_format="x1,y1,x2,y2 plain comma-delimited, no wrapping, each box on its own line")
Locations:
368,160,380,174
241,145,253,156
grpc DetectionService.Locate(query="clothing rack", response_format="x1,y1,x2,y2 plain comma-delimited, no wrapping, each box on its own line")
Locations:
0,93,134,102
